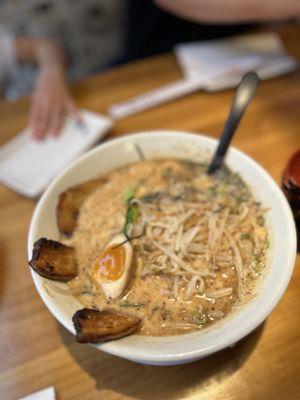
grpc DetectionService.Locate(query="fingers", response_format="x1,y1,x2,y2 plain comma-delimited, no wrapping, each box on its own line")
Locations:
30,92,78,141
49,97,80,137
30,96,51,141
48,105,62,137
30,97,63,140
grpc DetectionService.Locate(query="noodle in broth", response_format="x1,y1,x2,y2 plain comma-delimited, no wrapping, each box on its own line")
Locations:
66,159,269,336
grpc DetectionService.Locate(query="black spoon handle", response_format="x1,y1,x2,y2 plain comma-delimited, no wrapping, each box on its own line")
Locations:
207,71,259,174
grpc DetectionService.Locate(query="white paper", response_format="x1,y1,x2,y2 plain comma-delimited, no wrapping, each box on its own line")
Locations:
19,386,56,400
0,109,112,197
175,32,298,90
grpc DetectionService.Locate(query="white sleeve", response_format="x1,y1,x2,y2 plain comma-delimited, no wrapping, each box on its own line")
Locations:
0,31,16,81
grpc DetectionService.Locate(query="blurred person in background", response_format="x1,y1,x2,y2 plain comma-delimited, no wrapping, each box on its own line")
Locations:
155,0,300,23
0,32,76,139
125,0,300,61
0,0,299,140
0,0,126,140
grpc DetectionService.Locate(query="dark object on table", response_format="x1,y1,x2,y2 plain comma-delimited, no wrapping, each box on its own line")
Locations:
29,238,78,281
282,149,300,252
208,71,259,174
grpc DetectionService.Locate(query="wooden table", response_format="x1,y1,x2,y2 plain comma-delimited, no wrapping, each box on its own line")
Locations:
0,26,299,400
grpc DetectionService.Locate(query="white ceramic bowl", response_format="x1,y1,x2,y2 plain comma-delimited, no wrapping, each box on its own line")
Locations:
28,131,297,366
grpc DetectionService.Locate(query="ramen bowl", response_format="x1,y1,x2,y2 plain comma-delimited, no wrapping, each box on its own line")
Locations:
28,131,297,365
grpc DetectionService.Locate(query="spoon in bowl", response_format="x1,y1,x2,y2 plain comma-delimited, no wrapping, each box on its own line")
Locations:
207,71,259,175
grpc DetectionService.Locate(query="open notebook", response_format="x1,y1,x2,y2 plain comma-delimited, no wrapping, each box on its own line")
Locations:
0,109,112,198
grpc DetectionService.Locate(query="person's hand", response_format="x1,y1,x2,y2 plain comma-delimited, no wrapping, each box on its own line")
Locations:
30,64,78,140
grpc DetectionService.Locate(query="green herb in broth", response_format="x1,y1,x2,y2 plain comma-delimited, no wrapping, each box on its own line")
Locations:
212,205,226,214
123,205,138,239
174,185,199,202
120,302,146,308
117,187,146,245
161,309,171,321
134,244,141,252
192,311,209,326
250,255,261,273
240,233,252,241
124,186,136,205
80,290,94,296
161,167,173,179
150,306,161,315
123,187,139,238
143,243,151,252
234,196,247,207
140,191,165,203
203,186,218,198
179,160,208,174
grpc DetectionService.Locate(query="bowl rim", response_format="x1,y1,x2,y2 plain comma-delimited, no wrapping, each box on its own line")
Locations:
28,130,297,364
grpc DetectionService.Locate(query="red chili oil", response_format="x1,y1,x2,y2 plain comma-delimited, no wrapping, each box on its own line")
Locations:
282,149,300,251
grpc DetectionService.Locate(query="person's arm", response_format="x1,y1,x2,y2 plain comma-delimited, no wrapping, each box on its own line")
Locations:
155,0,300,23
14,37,78,140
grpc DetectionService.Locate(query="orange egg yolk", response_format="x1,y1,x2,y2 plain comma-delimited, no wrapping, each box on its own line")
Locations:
92,245,126,283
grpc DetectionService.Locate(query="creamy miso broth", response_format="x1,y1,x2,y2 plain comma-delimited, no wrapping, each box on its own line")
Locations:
66,159,269,336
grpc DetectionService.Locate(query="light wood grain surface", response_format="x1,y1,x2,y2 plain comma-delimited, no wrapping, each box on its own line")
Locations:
0,26,299,400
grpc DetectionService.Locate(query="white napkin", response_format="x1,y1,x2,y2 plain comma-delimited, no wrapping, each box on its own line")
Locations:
175,32,298,91
0,109,112,197
19,386,56,400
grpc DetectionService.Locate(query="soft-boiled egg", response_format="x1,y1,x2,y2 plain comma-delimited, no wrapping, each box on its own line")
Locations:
91,234,134,300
